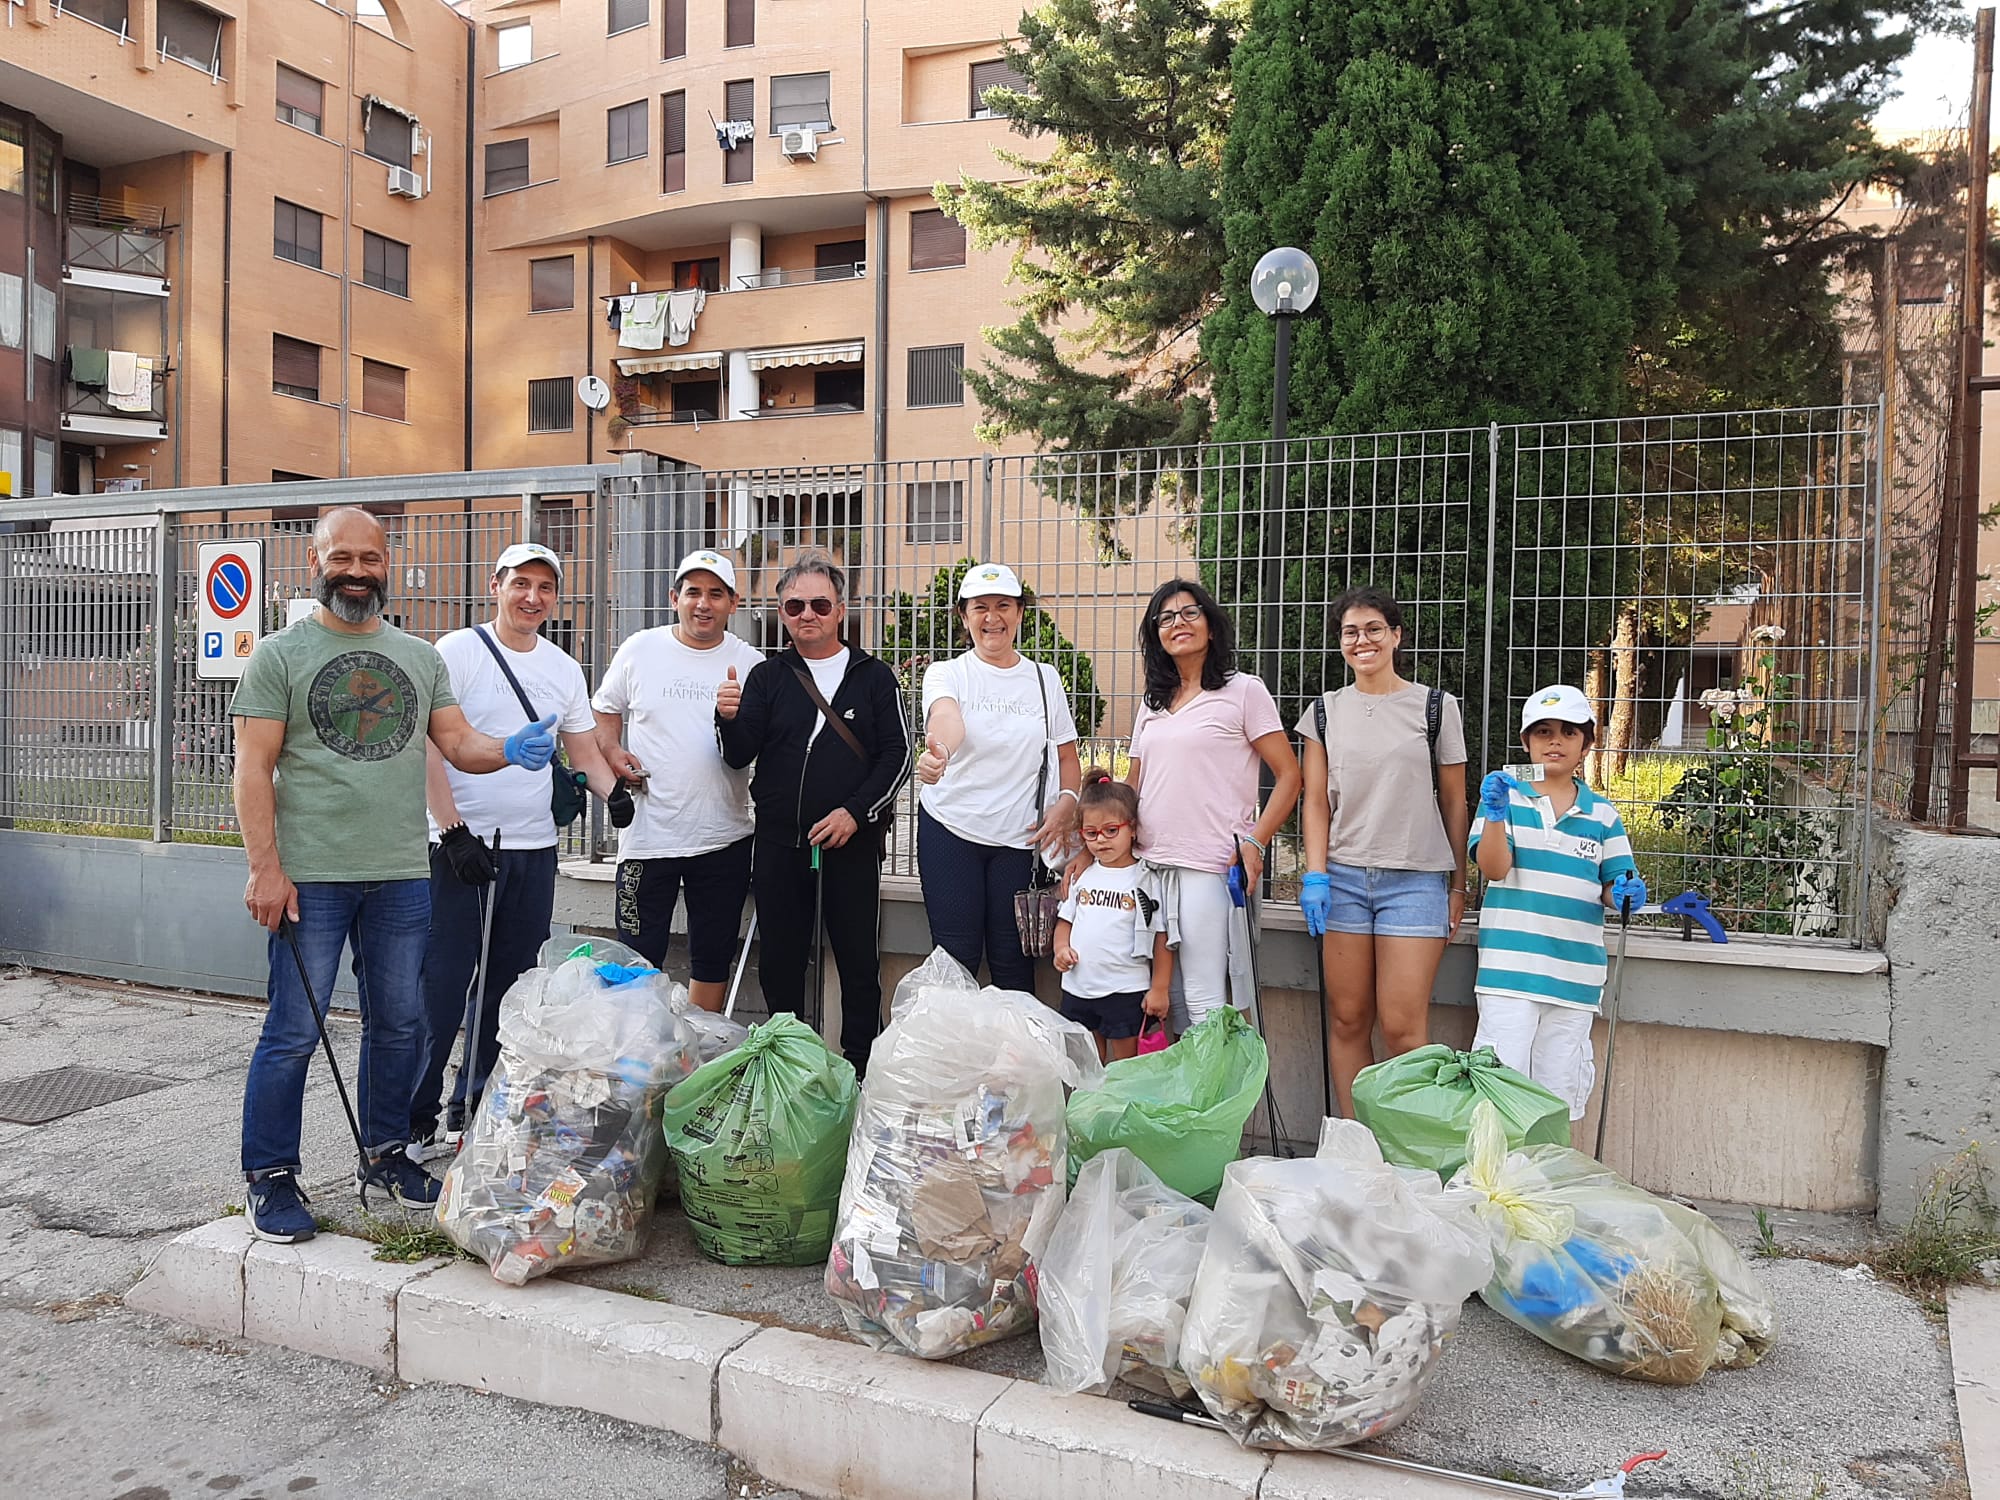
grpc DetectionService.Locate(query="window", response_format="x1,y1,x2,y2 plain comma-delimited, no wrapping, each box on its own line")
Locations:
32,437,54,499
909,209,966,270
662,91,687,193
362,232,409,297
0,433,19,498
0,272,24,351
674,257,720,292
815,239,865,279
906,480,963,545
663,0,686,59
495,23,532,70
485,139,530,195
158,0,226,77
537,499,580,552
30,284,55,362
907,344,964,408
55,0,127,31
608,0,646,34
0,120,21,196
276,65,324,134
361,359,406,421
272,471,321,483
528,377,574,433
672,378,720,420
970,58,1029,119
363,102,414,169
771,72,832,134
273,200,323,269
608,100,648,165
530,256,574,312
723,80,754,185
33,133,57,213
725,0,754,48
273,335,322,401
815,368,864,410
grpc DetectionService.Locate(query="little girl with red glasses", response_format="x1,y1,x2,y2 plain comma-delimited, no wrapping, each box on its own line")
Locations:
1052,767,1174,1060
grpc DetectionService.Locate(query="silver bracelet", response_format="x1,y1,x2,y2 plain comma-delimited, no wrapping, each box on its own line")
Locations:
1240,833,1269,858
1056,787,1079,803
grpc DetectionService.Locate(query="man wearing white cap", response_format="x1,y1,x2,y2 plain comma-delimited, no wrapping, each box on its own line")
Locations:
592,548,763,1012
412,540,622,1156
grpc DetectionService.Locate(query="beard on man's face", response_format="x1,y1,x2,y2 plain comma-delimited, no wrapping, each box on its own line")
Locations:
317,571,388,624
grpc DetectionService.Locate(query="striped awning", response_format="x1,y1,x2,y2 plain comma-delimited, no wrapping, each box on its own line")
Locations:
618,350,724,375
746,340,864,371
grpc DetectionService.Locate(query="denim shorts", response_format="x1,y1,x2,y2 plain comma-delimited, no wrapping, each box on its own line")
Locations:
1324,862,1451,939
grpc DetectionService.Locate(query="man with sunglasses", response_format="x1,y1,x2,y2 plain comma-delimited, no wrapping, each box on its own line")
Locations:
717,552,911,1075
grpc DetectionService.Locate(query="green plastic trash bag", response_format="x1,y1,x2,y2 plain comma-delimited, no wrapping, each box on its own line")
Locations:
1352,1044,1569,1180
1066,1006,1269,1205
661,1014,859,1266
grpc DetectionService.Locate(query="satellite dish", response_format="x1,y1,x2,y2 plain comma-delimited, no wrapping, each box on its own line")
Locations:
578,375,612,412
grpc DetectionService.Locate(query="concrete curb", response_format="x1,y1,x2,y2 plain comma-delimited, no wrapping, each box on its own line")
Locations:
1949,1287,1999,1500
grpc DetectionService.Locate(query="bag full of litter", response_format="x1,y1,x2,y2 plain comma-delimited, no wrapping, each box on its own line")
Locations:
1353,1044,1571,1180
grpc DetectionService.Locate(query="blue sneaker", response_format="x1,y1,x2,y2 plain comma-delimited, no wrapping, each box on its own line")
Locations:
357,1148,442,1209
245,1170,316,1244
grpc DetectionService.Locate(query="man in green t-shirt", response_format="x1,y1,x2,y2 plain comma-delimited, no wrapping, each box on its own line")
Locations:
231,507,559,1244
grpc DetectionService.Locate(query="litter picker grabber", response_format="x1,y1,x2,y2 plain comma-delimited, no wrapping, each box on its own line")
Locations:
808,841,827,1038
1230,855,1289,1158
459,830,502,1136
1314,931,1336,1123
723,910,759,1019
1593,890,1635,1162
277,914,390,1208
1128,1400,1667,1500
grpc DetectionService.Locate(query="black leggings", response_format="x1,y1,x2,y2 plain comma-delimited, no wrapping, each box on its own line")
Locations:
916,805,1036,992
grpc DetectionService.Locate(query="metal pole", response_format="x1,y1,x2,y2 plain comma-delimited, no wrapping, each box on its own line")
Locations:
1949,6,1994,829
979,453,994,562
1857,397,1888,945
1258,309,1292,697
1271,310,1292,444
150,513,178,842
1480,423,1501,786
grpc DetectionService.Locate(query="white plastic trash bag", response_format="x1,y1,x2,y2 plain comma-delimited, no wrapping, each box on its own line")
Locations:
1038,1148,1213,1396
1180,1119,1493,1449
825,947,1105,1358
437,947,695,1284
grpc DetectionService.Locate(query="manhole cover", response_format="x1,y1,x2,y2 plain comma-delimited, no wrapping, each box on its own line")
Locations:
0,1066,175,1125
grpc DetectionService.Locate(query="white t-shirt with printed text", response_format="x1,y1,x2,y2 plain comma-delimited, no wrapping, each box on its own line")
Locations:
428,627,596,850
592,626,765,859
1057,860,1163,999
920,652,1079,849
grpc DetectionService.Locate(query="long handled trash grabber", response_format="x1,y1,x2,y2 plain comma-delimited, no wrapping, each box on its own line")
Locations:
808,842,827,1038
1314,929,1336,1123
277,914,389,1208
723,909,759,1020
1593,890,1635,1162
1129,1400,1666,1500
1231,857,1289,1158
460,830,502,1134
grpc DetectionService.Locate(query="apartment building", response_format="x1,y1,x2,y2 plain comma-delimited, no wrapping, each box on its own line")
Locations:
0,0,470,496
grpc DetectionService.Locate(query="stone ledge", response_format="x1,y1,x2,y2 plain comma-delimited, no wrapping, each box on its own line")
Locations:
244,1233,447,1374
123,1214,252,1336
977,1382,1271,1500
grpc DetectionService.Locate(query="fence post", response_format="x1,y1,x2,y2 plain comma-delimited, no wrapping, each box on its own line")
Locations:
0,538,13,830
151,512,178,842
979,453,994,563
589,472,617,862
1856,397,1888,945
1479,422,1501,787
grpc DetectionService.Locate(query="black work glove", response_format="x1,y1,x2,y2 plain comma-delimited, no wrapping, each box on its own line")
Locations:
438,824,497,885
607,778,639,829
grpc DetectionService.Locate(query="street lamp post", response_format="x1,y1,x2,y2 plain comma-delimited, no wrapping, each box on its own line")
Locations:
1249,247,1320,694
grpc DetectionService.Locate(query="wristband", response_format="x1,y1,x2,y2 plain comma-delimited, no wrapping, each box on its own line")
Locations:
1241,834,1269,858
1056,787,1079,803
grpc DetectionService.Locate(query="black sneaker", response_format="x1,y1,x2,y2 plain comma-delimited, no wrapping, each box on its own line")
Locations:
246,1170,316,1244
357,1148,443,1209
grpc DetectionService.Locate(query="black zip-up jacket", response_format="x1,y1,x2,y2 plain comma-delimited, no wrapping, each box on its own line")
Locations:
716,644,911,848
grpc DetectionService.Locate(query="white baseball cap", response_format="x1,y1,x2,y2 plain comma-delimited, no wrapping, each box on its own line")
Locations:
673,548,739,593
958,561,1024,600
494,541,563,583
1520,683,1596,732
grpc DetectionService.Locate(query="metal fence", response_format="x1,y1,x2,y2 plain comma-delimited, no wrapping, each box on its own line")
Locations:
0,404,1890,942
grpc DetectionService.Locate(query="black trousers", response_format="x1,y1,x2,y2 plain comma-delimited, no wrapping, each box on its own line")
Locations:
752,828,884,1072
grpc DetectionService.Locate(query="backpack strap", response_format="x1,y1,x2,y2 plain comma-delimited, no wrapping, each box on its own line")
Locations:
1314,691,1329,745
474,626,541,720
1425,686,1444,806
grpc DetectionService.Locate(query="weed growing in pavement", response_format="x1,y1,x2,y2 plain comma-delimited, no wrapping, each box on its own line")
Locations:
1873,1145,1999,1313
1753,1207,1782,1259
353,1214,474,1265
220,1202,244,1217
1725,1450,1830,1500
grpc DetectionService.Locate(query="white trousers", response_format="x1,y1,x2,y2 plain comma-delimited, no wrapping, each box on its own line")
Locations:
1473,994,1596,1120
1167,868,1237,1031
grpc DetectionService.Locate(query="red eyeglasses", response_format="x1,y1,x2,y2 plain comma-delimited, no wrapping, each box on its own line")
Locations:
1081,822,1130,840
782,596,836,617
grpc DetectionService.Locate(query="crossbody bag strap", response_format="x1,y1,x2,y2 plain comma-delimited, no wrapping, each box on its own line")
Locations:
1031,658,1051,812
474,625,541,721
792,665,868,763
1425,686,1444,806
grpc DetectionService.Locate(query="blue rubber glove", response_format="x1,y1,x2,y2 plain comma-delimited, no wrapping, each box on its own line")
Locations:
1610,870,1647,915
503,713,559,772
1299,872,1333,937
1478,771,1517,822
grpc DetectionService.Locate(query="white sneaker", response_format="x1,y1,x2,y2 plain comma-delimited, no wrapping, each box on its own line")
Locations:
406,1126,461,1163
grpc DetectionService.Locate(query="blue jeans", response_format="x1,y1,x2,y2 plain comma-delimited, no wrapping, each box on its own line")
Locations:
241,879,431,1177
917,805,1037,992
414,844,557,1137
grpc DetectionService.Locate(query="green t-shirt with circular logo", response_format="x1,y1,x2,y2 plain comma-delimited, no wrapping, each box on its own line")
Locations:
230,616,457,883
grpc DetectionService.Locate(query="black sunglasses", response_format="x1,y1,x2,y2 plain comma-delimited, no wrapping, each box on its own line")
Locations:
782,596,837,617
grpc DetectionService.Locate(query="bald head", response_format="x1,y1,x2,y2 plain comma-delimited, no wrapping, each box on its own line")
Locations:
312,506,387,555
310,507,391,627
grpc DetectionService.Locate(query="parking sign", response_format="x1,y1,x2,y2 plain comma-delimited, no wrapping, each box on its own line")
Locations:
196,541,265,681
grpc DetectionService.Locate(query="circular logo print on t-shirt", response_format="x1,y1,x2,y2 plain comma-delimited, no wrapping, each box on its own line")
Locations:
307,651,419,761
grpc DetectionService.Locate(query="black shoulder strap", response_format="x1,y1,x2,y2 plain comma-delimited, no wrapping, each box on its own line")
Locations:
792,663,868,763
473,626,540,721
1314,691,1329,743
1425,687,1444,805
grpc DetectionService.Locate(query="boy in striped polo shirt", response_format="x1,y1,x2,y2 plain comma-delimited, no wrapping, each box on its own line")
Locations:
1470,684,1647,1121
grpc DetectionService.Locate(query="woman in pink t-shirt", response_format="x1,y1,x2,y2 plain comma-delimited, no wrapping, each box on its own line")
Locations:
1122,578,1300,1031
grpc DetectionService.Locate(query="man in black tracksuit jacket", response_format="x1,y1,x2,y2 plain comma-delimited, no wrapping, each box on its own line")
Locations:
716,554,910,1074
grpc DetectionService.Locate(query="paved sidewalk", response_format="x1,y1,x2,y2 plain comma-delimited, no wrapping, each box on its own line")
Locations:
0,968,1978,1500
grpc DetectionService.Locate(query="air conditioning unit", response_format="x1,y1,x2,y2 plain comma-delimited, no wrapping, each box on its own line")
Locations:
387,166,425,199
780,127,819,161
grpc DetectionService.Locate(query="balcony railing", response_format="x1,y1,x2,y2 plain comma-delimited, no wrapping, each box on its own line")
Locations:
620,406,718,427
746,401,864,418
735,262,866,290
63,380,169,428
66,199,170,280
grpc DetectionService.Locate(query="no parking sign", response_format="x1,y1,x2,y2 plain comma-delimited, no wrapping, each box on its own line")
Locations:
195,540,265,681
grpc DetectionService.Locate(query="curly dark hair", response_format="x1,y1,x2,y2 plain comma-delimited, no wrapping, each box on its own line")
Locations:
1140,577,1237,711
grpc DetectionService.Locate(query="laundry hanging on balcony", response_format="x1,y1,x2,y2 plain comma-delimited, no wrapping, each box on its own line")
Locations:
665,288,705,347
715,119,755,150
67,347,110,390
618,292,670,351
106,353,156,413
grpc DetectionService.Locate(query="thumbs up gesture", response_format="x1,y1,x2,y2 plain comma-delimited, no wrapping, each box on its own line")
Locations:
504,712,559,772
916,734,950,785
716,664,742,721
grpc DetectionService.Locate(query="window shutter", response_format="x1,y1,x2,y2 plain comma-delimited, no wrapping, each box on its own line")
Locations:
771,72,832,133
528,376,574,433
970,59,1028,117
362,359,406,422
276,66,323,131
530,256,574,312
725,0,754,48
663,0,686,59
723,80,754,184
907,345,965,408
607,0,646,34
485,139,530,194
273,335,320,397
909,210,966,271
662,91,687,193
905,481,964,544
608,100,647,163
363,103,414,169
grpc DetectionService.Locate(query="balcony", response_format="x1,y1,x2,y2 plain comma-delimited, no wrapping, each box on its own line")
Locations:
61,375,170,442
735,260,865,291
64,198,170,290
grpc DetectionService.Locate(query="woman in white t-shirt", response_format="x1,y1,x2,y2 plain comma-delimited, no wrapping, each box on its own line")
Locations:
1296,586,1470,1116
1120,577,1300,1031
913,562,1081,991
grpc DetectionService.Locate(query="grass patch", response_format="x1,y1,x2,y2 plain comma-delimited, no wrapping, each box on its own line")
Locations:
1753,1207,1782,1260
1873,1145,1999,1313
353,1212,476,1265
1725,1450,1830,1500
